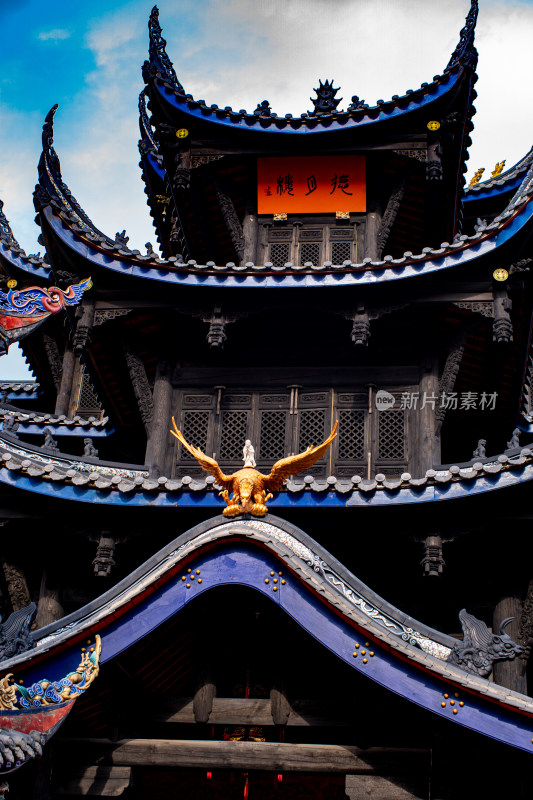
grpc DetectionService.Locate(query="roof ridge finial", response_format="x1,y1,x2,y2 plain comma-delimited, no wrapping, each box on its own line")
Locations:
34,106,99,235
310,79,342,116
446,0,479,70
143,6,184,93
0,199,21,249
38,104,62,189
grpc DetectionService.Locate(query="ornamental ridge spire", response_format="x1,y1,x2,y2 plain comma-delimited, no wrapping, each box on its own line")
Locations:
34,105,100,234
446,0,479,70
0,200,21,249
144,6,184,93
310,80,342,116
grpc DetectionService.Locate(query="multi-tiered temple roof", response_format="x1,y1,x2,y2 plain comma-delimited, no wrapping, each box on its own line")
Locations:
1,3,533,795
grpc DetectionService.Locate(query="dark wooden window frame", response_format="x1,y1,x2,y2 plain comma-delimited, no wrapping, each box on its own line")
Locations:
173,387,412,479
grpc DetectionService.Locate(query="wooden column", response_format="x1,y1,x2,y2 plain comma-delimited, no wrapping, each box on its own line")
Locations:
145,357,173,478
54,339,76,416
364,199,382,261
414,356,440,476
241,205,259,266
493,594,526,693
35,569,64,629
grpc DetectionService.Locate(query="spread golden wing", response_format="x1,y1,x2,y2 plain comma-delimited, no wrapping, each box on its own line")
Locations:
263,420,338,492
170,417,233,486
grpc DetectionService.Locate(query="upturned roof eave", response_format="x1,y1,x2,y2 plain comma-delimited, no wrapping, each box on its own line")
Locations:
0,202,51,281
149,67,465,138
143,0,478,138
463,146,533,202
39,174,533,289
3,510,533,755
0,429,532,508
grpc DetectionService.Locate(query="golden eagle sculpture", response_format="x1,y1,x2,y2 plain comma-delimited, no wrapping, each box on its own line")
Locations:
171,418,338,517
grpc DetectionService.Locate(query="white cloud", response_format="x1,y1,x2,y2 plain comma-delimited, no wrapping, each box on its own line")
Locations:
1,0,532,266
0,345,34,381
37,28,71,41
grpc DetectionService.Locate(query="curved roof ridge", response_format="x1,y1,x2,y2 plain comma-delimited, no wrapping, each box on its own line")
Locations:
34,105,106,238
143,5,477,130
28,515,455,654
465,145,533,195
143,0,479,130
142,5,184,92
40,146,533,285
138,89,161,160
1,427,532,507
0,200,21,250
4,515,533,757
0,405,109,429
35,105,150,260
446,0,479,71
0,198,50,279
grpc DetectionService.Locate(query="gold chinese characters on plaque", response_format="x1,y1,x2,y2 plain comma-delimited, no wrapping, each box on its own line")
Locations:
257,156,366,215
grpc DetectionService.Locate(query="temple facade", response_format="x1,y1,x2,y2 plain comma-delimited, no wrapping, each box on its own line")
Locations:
0,1,533,797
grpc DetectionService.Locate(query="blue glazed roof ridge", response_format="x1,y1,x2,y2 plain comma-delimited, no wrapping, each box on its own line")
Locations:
151,65,463,134
0,198,50,279
4,519,533,755
465,145,533,195
0,406,109,428
5,514,533,753
43,160,533,285
0,431,532,506
26,514,454,651
144,4,478,133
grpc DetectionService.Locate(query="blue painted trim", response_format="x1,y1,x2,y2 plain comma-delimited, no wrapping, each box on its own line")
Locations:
2,392,40,401
0,243,51,280
16,543,533,754
0,461,532,508
462,175,523,202
144,151,166,182
155,72,459,135
0,423,111,438
44,192,533,289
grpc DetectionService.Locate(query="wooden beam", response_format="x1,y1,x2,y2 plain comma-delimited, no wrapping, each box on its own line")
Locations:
345,772,424,800
154,697,351,727
56,739,428,774
55,766,132,797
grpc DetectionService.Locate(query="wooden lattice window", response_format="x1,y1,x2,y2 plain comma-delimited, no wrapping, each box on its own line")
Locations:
75,367,103,419
264,222,358,266
173,387,409,478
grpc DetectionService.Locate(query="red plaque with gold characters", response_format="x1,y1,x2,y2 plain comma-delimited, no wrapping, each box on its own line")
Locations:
257,156,366,214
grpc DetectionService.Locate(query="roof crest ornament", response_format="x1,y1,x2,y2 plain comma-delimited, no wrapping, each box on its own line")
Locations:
34,107,109,241
446,0,479,70
0,201,21,249
138,90,158,151
309,79,342,115
144,6,184,93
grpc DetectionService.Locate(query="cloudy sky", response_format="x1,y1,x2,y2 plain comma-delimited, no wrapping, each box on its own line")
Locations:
0,0,532,379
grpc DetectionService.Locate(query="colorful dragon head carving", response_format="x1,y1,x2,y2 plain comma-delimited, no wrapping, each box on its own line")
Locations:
0,277,92,353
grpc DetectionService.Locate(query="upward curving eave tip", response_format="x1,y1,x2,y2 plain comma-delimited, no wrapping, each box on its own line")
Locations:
144,6,184,93
446,0,479,71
